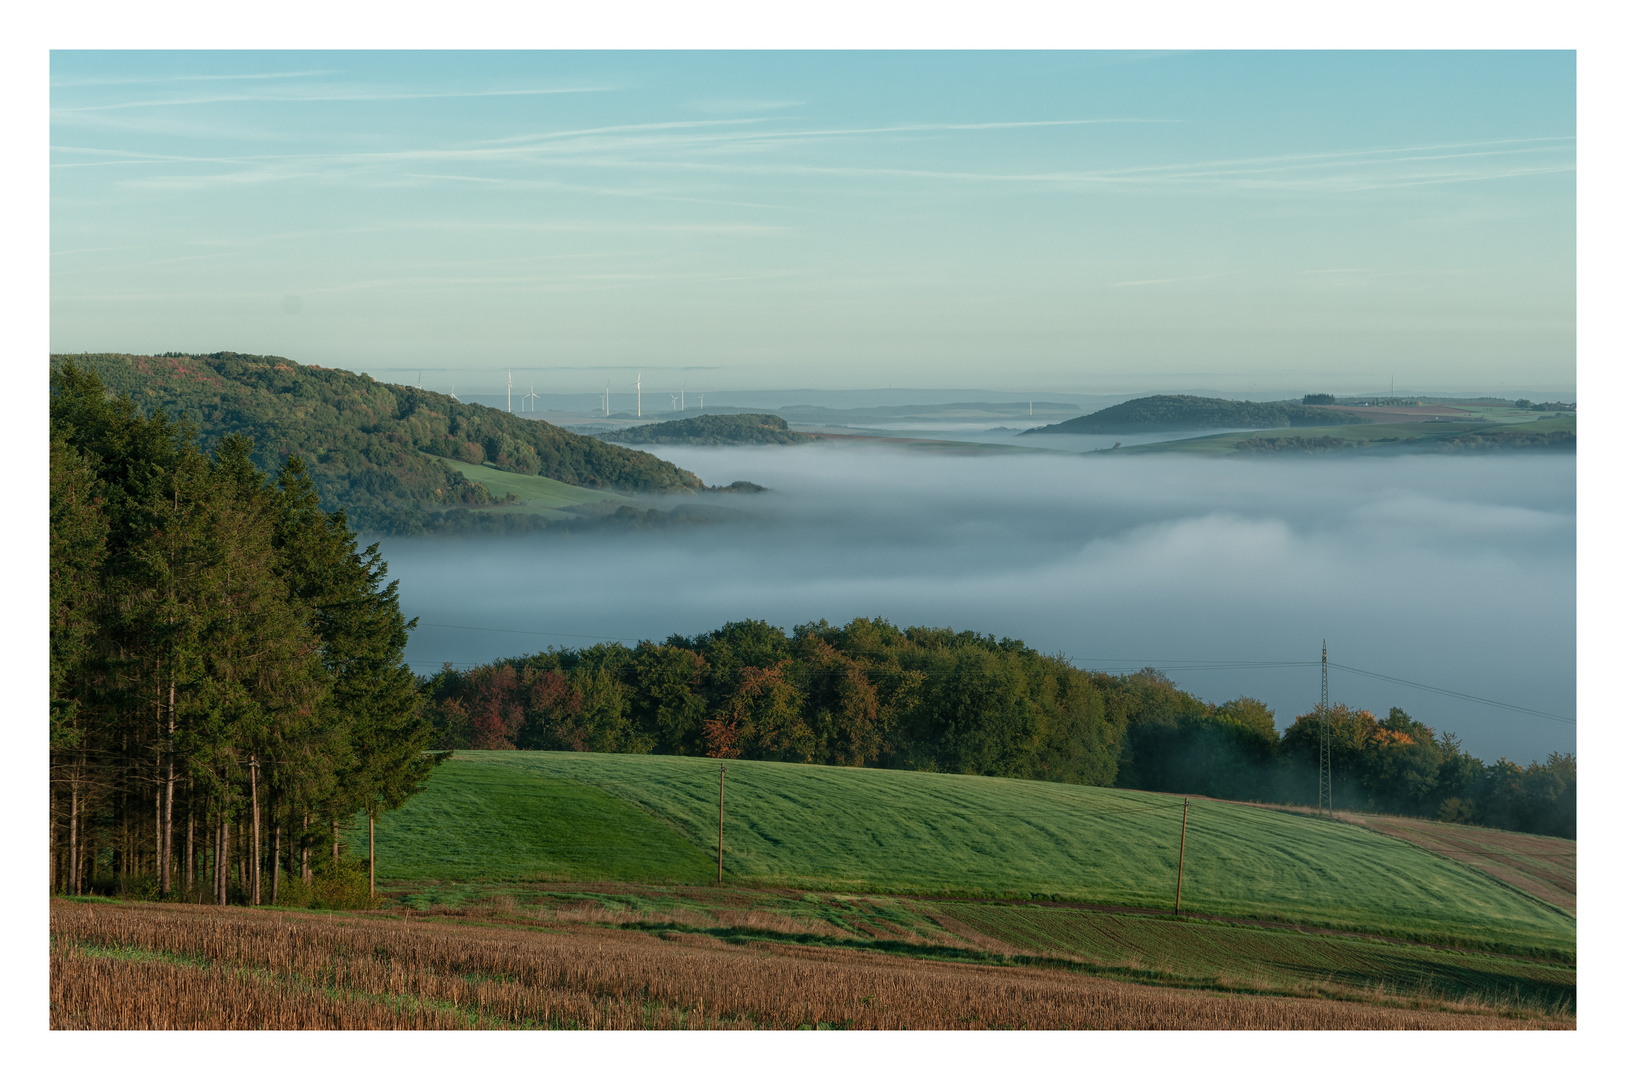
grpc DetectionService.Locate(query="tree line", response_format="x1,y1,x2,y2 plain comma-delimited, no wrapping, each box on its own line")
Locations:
422,622,1574,839
50,363,440,902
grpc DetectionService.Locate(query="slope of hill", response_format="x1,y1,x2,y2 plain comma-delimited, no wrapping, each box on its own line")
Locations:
1113,415,1577,457
603,413,813,446
1023,395,1365,435
361,752,1575,957
51,353,703,533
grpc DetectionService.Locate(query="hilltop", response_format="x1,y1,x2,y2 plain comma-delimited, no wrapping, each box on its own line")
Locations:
1023,395,1364,435
603,412,814,447
51,352,704,534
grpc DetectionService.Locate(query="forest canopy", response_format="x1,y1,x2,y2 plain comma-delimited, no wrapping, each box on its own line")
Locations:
602,412,814,447
50,352,703,534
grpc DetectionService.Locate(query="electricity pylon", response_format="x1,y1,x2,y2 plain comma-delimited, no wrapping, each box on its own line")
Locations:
1318,640,1332,815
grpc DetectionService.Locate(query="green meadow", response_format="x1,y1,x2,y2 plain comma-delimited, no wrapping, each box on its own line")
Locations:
1121,414,1576,456
427,455,629,516
360,752,1575,957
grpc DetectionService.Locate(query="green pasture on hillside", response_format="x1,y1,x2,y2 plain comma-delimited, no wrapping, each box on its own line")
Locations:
361,752,1575,955
1123,414,1576,456
427,455,629,515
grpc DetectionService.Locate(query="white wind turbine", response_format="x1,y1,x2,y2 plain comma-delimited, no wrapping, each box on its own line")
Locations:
523,383,540,412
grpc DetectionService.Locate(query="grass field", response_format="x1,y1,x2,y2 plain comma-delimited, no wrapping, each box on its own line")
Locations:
359,753,1575,956
1340,812,1575,914
366,881,1573,1015
932,902,1573,1012
1119,414,1576,456
427,455,629,516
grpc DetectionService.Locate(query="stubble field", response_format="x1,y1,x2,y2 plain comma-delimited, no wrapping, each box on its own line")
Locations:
50,899,1568,1030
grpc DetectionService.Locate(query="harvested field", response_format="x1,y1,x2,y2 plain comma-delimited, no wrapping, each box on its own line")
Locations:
932,902,1575,1014
50,900,1566,1030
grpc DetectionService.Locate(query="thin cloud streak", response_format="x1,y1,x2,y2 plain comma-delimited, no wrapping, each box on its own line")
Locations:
52,70,341,88
52,85,617,113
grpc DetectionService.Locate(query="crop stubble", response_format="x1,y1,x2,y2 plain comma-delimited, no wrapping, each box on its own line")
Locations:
50,901,1563,1030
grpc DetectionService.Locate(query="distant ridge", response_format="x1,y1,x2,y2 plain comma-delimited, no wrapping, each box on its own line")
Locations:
1022,395,1367,435
51,351,704,534
603,412,813,446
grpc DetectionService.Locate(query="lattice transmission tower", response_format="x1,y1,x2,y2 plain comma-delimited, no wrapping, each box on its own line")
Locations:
1318,640,1331,814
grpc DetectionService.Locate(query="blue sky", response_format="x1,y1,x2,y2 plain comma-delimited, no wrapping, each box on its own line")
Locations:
50,51,1575,395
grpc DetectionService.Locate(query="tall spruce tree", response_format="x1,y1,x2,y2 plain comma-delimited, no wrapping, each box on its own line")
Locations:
49,362,438,902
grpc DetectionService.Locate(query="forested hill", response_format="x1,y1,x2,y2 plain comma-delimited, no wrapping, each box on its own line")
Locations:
1023,395,1365,435
603,412,814,447
421,616,1575,839
51,353,703,534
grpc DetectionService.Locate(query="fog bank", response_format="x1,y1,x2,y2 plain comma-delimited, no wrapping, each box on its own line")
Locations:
377,443,1575,766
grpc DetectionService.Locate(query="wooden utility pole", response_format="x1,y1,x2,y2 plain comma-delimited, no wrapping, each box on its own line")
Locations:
1175,797,1190,916
717,764,726,885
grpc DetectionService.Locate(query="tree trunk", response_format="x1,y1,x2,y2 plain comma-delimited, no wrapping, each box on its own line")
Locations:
369,813,375,899
68,770,80,896
161,681,176,897
331,820,340,866
217,815,229,905
301,812,311,884
249,758,261,906
271,816,281,906
185,783,195,896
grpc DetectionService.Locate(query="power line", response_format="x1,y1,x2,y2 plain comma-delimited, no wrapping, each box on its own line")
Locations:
1069,657,1574,725
1328,662,1574,725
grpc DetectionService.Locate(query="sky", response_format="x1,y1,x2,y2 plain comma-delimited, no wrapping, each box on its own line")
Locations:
49,50,1575,396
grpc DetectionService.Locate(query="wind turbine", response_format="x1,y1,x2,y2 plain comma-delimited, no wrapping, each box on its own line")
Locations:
670,393,679,412
603,382,610,417
523,383,540,412
448,385,460,403
507,369,513,412
680,380,686,411
697,393,704,410
636,371,642,418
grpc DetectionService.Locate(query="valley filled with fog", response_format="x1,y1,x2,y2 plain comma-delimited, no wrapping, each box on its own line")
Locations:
377,443,1575,766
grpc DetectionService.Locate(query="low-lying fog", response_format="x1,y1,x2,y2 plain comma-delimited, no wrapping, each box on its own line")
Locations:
376,443,1576,766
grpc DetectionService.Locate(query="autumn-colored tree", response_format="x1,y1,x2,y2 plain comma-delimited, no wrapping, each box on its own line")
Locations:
709,661,810,762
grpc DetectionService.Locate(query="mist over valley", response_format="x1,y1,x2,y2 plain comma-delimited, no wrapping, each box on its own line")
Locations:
381,441,1575,767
